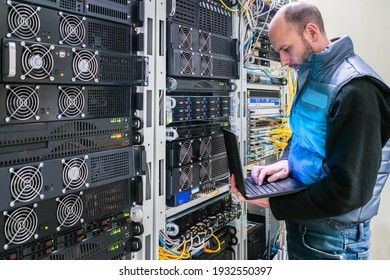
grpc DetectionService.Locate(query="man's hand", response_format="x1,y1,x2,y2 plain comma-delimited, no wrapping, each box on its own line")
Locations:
251,160,289,185
230,174,270,208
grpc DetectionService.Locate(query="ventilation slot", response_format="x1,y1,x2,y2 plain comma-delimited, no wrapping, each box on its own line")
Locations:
211,136,226,156
87,88,130,117
88,4,128,21
99,56,142,83
60,0,77,11
52,121,97,136
212,58,231,78
211,156,229,179
52,139,97,154
211,36,231,56
84,182,126,219
173,0,197,26
90,152,130,183
88,22,129,53
108,0,128,5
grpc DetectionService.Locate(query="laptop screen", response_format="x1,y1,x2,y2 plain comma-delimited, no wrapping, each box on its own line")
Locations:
222,128,248,194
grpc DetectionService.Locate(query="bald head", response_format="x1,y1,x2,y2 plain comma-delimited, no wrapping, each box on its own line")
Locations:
267,2,331,67
269,2,326,36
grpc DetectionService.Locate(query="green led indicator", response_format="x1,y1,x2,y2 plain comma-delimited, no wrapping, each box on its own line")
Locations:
44,225,49,230
46,111,50,115
47,35,51,39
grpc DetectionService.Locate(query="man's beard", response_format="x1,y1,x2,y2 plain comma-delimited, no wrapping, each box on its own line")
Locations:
291,37,315,69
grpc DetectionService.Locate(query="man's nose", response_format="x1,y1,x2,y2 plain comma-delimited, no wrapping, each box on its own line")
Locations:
280,53,291,67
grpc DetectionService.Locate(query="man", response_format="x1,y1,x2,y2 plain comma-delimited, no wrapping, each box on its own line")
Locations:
231,2,390,259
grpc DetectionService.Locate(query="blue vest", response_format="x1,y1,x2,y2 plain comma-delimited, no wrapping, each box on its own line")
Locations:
289,36,390,227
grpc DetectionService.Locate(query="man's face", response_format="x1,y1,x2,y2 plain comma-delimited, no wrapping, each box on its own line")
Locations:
269,18,314,69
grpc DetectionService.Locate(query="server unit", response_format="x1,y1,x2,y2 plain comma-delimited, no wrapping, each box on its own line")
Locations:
0,0,148,260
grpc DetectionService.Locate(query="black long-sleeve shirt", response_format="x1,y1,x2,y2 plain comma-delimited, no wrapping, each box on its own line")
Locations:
270,78,390,221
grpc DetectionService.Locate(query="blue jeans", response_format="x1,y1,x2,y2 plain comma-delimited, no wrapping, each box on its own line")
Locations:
286,220,371,260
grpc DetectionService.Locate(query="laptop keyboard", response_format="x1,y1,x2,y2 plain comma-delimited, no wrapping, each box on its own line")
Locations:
245,177,284,196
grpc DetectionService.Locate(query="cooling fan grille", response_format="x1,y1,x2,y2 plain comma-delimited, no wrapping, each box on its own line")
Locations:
179,167,193,192
180,52,194,75
178,26,192,49
56,194,83,229
7,3,40,40
199,161,211,183
199,137,211,159
72,50,99,82
179,141,193,165
5,85,40,122
3,206,38,248
59,13,86,46
9,164,44,206
62,156,89,191
58,86,85,118
200,55,212,76
199,32,210,52
21,43,54,80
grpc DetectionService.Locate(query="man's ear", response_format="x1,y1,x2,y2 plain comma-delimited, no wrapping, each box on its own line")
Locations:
304,23,321,42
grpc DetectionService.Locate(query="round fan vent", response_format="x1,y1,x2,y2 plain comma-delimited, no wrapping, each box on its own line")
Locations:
10,165,43,204
179,167,193,192
6,86,39,121
56,194,83,228
59,14,85,46
179,141,192,165
58,87,85,118
4,207,38,245
21,43,54,80
178,26,192,49
62,157,88,191
180,52,194,75
72,50,98,81
200,161,211,183
200,55,212,76
199,137,211,159
7,3,40,39
199,32,210,52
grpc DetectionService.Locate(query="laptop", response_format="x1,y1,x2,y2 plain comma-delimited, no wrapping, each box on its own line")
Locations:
223,128,308,200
